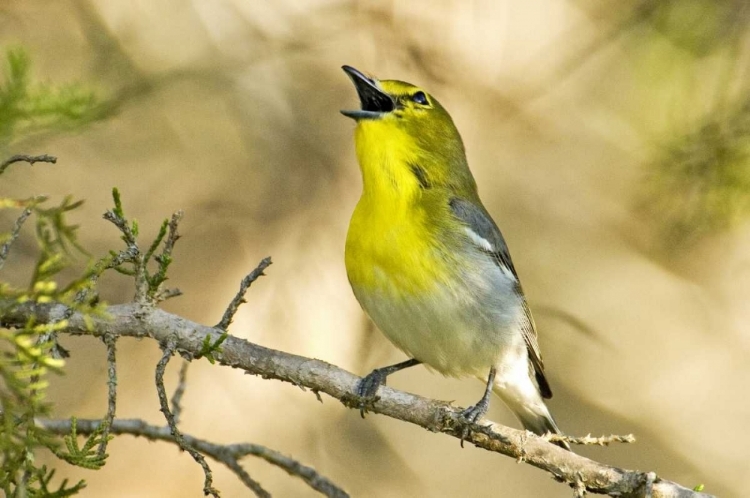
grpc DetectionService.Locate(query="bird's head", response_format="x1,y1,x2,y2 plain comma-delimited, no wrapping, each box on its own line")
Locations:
341,65,473,194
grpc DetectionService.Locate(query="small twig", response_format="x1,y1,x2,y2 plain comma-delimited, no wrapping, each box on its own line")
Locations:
0,207,33,271
103,197,149,303
155,287,183,301
37,418,346,497
0,194,47,272
547,433,636,447
217,257,272,330
222,442,348,498
149,211,183,302
162,210,182,259
98,333,118,457
102,211,136,244
170,361,189,425
222,458,271,497
155,336,223,498
69,246,138,309
0,154,57,175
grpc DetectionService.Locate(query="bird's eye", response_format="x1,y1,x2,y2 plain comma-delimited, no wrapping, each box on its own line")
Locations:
411,91,428,106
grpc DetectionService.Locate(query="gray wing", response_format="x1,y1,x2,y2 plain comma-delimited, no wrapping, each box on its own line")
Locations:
449,198,553,399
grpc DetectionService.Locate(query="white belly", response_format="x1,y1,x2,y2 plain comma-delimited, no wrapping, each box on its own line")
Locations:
352,254,525,377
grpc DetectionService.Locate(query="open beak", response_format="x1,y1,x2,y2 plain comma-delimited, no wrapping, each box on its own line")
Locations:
340,65,395,120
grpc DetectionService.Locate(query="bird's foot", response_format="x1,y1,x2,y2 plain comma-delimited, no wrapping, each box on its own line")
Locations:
458,397,491,447
355,369,388,418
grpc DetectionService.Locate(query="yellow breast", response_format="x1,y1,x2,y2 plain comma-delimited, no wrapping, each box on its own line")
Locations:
345,195,448,296
345,117,460,297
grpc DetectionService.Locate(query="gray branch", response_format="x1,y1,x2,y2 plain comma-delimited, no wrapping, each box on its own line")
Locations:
0,154,57,175
98,333,117,457
154,335,226,498
170,360,189,425
37,418,348,498
217,257,272,329
1,301,712,498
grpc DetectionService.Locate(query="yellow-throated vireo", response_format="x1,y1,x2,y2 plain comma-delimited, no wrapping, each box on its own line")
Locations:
341,65,569,450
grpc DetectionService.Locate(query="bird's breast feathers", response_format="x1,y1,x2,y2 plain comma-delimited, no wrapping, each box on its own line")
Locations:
345,206,524,376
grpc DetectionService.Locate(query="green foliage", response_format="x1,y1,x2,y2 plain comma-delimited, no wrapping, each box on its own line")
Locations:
630,2,750,251
639,102,750,248
0,46,112,497
0,47,106,149
649,0,743,56
0,179,106,495
52,418,111,470
199,332,228,365
104,188,180,302
17,466,86,498
0,179,181,495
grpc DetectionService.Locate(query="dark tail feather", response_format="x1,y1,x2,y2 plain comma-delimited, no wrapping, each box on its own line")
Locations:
517,410,571,451
491,373,571,451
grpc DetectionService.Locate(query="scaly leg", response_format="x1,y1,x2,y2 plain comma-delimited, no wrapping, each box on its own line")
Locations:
357,358,421,417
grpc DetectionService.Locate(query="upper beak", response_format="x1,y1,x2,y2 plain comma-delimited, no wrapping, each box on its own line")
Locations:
340,65,395,120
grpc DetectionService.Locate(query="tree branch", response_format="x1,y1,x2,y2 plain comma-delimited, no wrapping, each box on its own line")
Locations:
170,360,189,425
155,335,226,498
37,418,348,498
216,257,272,330
0,154,57,175
98,333,117,457
1,301,712,498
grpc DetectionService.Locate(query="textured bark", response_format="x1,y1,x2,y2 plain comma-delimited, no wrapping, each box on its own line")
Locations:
0,301,712,498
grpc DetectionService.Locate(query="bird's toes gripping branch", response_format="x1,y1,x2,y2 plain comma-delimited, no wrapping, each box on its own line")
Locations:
460,398,491,424
351,359,422,418
354,369,388,418
457,367,496,446
457,397,492,447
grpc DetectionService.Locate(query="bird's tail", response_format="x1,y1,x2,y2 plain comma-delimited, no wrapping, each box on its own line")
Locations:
492,384,571,451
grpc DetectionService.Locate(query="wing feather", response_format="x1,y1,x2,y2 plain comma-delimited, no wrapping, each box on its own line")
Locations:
449,198,552,399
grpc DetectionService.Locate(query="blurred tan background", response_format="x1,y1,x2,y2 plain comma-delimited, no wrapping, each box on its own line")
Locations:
2,0,749,496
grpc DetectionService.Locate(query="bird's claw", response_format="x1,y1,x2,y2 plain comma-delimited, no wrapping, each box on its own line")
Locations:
458,400,490,447
461,401,488,424
355,369,387,418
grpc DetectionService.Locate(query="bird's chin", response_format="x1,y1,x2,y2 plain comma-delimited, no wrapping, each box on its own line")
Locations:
340,109,385,120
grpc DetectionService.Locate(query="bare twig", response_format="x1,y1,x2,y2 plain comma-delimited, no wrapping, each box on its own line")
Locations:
37,418,348,498
0,207,33,271
223,442,348,498
155,336,226,498
0,301,712,498
170,361,189,425
102,207,148,303
98,333,117,457
216,257,272,330
548,433,636,447
0,194,47,272
162,210,182,259
0,154,57,175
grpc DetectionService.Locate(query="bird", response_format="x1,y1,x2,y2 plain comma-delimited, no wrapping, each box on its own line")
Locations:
340,65,570,450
